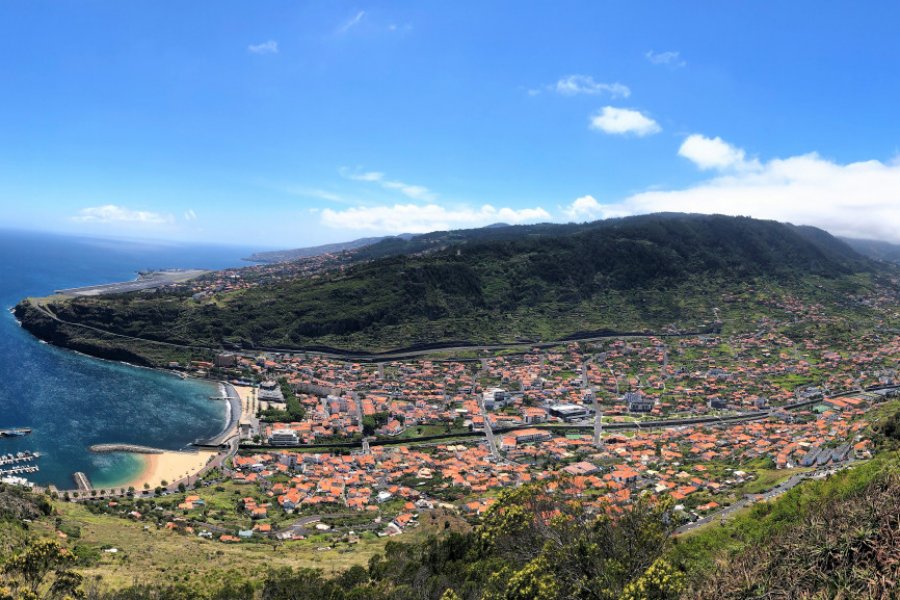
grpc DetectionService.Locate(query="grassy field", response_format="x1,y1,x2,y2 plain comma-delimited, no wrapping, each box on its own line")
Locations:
729,466,812,497
28,499,467,591
395,424,470,439
43,503,378,588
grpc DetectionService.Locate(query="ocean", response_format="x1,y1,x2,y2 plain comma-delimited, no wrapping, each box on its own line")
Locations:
0,229,259,489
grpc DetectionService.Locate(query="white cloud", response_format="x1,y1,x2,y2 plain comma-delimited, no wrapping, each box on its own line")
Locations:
678,134,759,171
301,189,345,203
529,75,630,98
591,137,900,242
563,195,609,221
72,205,174,225
381,181,434,201
347,171,384,183
387,23,412,34
589,107,661,136
338,10,366,34
553,75,630,98
341,168,437,201
321,203,550,233
248,40,278,55
645,50,686,67
183,209,197,221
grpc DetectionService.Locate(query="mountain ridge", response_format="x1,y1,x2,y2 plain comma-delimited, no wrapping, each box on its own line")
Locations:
14,213,893,364
840,236,900,264
243,233,415,263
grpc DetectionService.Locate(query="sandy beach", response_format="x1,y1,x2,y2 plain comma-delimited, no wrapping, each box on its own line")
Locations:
232,384,256,420
125,449,217,490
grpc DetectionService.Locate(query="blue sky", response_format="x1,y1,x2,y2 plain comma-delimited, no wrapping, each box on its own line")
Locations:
4,2,900,248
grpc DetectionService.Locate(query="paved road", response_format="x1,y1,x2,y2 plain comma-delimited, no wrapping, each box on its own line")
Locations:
348,391,371,455
475,359,500,458
478,396,499,458
675,460,855,535
581,357,604,448
275,515,329,538
22,299,717,362
239,383,897,453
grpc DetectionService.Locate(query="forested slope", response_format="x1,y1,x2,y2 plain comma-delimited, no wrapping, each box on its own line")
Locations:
15,214,890,360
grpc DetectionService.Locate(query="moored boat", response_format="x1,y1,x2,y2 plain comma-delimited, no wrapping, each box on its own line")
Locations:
0,427,32,438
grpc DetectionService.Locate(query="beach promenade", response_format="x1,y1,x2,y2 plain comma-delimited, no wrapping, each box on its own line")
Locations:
196,383,244,446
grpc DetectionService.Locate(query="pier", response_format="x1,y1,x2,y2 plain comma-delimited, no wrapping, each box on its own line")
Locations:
0,451,40,480
0,464,39,477
89,444,164,454
0,451,41,466
72,472,92,492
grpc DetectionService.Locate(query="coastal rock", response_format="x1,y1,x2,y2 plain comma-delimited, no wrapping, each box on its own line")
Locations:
14,300,156,367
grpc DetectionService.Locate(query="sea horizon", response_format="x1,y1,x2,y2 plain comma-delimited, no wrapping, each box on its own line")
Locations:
0,229,258,489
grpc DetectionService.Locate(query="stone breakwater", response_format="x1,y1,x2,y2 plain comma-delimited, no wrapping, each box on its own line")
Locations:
89,444,165,454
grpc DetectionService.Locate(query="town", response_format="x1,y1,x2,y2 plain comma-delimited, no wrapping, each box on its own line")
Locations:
73,300,900,548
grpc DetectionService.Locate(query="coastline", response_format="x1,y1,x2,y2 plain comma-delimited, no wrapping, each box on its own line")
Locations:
37,343,228,490
12,290,231,492
111,449,218,491
193,382,243,446
1,233,257,492
84,380,235,492
12,300,218,384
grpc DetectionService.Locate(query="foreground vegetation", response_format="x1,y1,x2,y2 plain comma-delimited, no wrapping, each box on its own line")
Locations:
3,401,900,599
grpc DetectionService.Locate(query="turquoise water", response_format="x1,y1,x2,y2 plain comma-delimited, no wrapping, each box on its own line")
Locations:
0,229,260,488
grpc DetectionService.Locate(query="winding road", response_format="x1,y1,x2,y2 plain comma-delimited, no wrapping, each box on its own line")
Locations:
675,460,857,535
21,298,718,362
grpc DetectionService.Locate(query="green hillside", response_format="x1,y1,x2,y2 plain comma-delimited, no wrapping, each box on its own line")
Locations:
15,213,893,363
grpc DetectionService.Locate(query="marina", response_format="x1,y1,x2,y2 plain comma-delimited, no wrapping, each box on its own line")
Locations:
0,464,39,477
0,450,40,479
0,450,42,466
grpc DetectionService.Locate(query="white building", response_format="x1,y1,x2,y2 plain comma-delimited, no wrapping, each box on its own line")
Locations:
268,429,299,446
482,387,511,410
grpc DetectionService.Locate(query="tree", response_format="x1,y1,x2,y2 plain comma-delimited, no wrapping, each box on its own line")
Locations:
475,480,678,600
620,558,684,600
485,557,558,600
334,565,368,590
1,539,83,599
261,568,344,600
